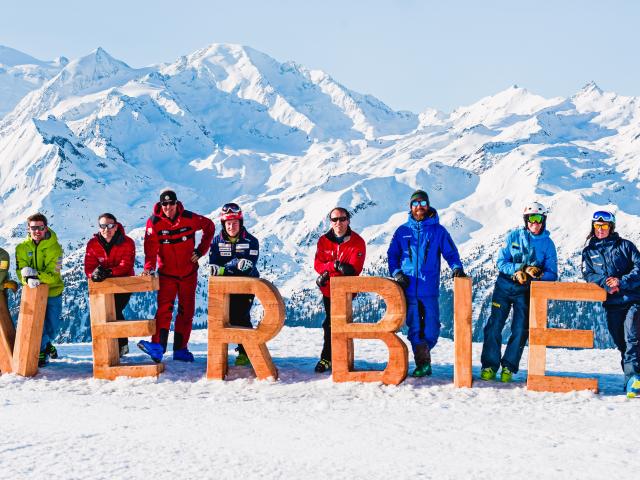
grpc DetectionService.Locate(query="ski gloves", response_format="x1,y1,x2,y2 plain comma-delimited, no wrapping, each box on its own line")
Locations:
393,271,410,290
21,267,40,288
210,259,253,277
91,265,112,283
513,266,543,285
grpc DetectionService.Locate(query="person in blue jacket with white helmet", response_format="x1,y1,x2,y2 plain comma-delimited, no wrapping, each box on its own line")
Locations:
480,202,558,383
387,190,466,378
581,210,640,398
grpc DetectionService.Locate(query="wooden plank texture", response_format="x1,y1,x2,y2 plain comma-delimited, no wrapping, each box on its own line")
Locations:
453,277,473,388
330,276,408,385
207,277,285,380
526,281,604,393
0,290,15,373
12,284,49,376
88,275,159,295
527,374,598,393
88,276,161,380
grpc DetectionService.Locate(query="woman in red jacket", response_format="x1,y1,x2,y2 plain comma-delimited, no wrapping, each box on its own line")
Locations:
314,207,366,373
84,213,136,357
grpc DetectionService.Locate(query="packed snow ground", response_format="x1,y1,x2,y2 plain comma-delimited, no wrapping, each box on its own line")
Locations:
0,326,636,479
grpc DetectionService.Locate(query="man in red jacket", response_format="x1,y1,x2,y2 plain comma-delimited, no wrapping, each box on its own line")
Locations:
313,207,366,373
138,189,215,363
84,213,136,357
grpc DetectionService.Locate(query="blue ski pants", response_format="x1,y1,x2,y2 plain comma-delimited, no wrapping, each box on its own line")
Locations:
406,295,440,355
41,294,62,351
604,302,640,382
480,274,530,373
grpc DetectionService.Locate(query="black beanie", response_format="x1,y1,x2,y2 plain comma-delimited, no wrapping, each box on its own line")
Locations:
159,189,177,202
409,190,429,207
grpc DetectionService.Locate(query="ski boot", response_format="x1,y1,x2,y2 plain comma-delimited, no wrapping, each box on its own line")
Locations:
38,351,49,368
137,340,164,363
480,367,496,381
411,363,433,377
626,375,640,398
500,367,513,383
173,347,195,362
314,359,331,373
45,342,58,359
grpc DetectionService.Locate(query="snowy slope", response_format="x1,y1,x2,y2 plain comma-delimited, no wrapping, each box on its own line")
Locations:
0,327,636,479
1,43,639,346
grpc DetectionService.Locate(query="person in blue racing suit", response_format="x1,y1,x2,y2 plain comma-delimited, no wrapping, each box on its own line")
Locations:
209,203,259,367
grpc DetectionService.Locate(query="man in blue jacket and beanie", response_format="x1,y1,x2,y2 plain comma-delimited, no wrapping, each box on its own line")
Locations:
480,202,558,383
387,190,466,377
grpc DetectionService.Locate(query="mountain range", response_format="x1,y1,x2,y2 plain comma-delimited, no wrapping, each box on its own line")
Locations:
2,43,639,347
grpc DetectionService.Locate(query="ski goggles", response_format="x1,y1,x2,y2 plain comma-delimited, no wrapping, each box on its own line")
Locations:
28,225,46,232
592,210,615,223
221,203,242,214
411,200,428,207
593,223,610,231
526,214,544,224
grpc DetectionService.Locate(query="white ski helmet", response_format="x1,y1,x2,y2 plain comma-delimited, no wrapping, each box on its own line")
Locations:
523,202,549,216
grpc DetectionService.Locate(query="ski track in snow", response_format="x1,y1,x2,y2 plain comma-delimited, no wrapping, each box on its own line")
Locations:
0,326,636,479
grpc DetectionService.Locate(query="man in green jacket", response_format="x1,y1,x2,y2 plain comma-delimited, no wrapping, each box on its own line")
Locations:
15,213,64,367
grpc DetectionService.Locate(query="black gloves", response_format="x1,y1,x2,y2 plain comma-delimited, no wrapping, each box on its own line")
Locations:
91,265,112,282
316,271,330,288
334,260,356,276
452,268,467,278
393,271,410,289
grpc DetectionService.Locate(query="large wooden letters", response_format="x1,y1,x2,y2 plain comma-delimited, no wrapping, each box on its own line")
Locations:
88,276,164,380
331,276,408,385
207,277,285,380
454,277,473,388
0,285,49,376
527,282,605,393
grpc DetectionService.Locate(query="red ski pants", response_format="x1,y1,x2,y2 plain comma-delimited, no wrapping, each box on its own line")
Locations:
152,271,197,349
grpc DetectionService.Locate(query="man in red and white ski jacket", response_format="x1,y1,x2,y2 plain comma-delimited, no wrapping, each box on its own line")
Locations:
138,189,215,363
313,207,366,373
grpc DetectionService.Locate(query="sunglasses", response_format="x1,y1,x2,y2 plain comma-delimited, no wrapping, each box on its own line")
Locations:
99,223,116,230
411,200,428,207
29,225,46,232
221,203,241,214
593,222,610,231
592,210,615,223
527,214,544,224
330,216,348,223
161,200,177,207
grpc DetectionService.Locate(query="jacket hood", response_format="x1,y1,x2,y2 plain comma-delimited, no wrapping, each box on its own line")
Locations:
526,226,551,240
324,226,353,243
406,207,439,228
24,227,59,244
588,231,620,247
93,222,127,245
153,200,185,218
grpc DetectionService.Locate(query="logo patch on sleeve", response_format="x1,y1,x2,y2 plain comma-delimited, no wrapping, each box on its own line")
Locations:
250,250,258,255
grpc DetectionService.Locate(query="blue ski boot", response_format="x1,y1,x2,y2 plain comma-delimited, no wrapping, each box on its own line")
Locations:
137,340,164,363
173,348,195,362
626,375,640,399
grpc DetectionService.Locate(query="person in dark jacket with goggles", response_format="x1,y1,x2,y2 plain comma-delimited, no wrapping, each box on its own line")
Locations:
582,210,640,398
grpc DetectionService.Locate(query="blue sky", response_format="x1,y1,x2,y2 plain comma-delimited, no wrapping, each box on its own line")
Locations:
1,1,638,113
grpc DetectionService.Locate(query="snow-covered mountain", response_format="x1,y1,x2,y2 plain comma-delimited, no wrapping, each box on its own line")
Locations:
0,45,67,118
1,44,638,346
